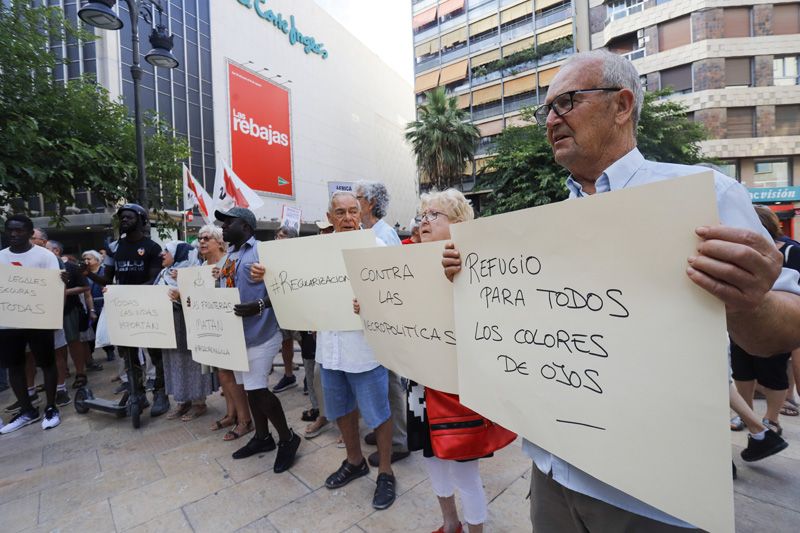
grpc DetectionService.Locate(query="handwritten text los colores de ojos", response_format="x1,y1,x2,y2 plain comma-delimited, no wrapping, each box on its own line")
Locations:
464,252,630,396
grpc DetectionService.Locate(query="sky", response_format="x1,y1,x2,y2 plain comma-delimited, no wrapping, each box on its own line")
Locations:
313,0,414,86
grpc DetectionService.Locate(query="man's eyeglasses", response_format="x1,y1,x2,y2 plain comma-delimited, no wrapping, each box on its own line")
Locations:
533,88,621,126
419,211,446,223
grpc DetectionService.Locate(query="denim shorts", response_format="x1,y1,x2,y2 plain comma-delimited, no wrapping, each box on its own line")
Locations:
320,365,390,428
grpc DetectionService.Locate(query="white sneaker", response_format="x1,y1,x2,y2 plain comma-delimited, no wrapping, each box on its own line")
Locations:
0,408,41,434
41,406,61,430
0,417,4,430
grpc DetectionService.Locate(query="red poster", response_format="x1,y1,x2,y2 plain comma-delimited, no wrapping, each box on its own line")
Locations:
228,62,293,197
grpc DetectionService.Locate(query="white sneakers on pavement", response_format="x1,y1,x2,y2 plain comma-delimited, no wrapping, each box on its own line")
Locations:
41,406,61,430
0,408,42,434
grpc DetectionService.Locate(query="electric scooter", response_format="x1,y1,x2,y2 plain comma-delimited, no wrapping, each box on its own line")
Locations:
74,348,149,428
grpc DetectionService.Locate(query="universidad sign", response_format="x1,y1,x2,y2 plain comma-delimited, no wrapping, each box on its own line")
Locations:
235,0,329,59
228,61,294,198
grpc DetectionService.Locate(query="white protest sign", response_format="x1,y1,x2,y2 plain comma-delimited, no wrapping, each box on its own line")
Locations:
184,287,249,372
343,242,458,393
0,264,64,329
281,205,302,235
258,230,377,331
450,173,733,533
105,285,177,349
327,181,353,197
177,266,216,350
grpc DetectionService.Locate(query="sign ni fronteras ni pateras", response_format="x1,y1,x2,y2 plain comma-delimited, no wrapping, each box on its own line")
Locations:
235,0,329,59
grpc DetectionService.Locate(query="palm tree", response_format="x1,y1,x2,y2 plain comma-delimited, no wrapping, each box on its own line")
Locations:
405,87,480,191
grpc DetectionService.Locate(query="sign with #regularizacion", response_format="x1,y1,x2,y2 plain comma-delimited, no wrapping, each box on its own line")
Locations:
450,173,733,533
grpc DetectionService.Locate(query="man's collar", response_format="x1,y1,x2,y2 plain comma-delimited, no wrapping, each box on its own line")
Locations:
565,148,645,197
229,235,256,252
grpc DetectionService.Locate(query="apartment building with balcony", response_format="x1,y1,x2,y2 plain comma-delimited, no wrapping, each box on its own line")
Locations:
412,0,589,191
590,0,800,236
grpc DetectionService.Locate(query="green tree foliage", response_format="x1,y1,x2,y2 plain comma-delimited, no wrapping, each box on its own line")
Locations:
479,90,710,215
405,87,481,191
0,3,188,229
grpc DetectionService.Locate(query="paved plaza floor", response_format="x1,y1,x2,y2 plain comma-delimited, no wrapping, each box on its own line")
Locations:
0,352,798,532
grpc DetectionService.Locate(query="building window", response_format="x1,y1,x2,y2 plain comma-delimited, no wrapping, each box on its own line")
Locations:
718,160,739,180
722,7,751,38
774,56,799,86
751,159,791,188
606,0,644,23
773,4,800,35
726,107,755,138
725,57,752,87
775,105,800,136
658,16,691,51
660,64,692,93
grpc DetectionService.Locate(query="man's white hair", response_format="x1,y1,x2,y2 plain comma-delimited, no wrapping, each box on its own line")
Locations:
563,50,644,131
328,190,359,212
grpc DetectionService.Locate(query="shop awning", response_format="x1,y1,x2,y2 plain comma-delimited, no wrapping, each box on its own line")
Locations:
504,73,536,96
537,23,572,44
438,0,465,18
472,84,502,105
413,6,437,29
537,66,560,88
471,48,501,68
469,14,498,35
440,59,469,86
415,70,441,94
500,1,533,24
478,118,504,137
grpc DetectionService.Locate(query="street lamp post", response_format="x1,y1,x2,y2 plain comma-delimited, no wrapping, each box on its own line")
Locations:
78,0,179,211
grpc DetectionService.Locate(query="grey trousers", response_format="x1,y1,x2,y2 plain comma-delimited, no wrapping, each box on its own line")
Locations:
530,466,700,533
303,358,319,411
387,369,408,452
312,361,325,415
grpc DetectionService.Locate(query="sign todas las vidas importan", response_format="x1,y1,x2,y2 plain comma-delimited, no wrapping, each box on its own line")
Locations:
236,0,329,59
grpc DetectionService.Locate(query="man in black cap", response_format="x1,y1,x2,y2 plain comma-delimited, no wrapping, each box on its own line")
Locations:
83,204,170,417
215,206,301,474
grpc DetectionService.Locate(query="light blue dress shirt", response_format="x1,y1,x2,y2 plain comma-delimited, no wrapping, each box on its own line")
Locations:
523,148,800,528
371,218,402,247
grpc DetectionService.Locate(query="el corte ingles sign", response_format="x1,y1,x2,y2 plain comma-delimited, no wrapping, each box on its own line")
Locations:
236,0,329,59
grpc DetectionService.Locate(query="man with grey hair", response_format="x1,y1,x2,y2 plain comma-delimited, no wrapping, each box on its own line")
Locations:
444,50,800,531
354,180,409,467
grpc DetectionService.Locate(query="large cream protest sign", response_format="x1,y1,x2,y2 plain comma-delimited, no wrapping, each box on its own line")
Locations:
0,264,64,329
343,242,458,393
450,173,733,533
258,230,378,331
105,285,177,349
184,288,249,372
177,266,215,349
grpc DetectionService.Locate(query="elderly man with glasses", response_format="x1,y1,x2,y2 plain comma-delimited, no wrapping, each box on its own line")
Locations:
443,50,800,531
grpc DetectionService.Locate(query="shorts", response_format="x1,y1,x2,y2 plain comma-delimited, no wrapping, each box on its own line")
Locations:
54,329,67,349
281,329,300,342
730,342,791,390
63,307,81,343
234,332,282,391
0,329,56,369
320,365,390,428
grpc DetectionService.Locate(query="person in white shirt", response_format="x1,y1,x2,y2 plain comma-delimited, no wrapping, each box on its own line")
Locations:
354,180,410,467
318,191,397,511
0,215,63,433
443,50,800,531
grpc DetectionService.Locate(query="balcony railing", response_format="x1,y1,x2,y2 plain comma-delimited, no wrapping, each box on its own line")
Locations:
536,4,572,29
622,48,645,61
415,54,441,73
605,2,644,24
472,101,503,120
504,92,538,113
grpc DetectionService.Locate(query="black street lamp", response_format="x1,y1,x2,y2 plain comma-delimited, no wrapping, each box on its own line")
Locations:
78,0,179,210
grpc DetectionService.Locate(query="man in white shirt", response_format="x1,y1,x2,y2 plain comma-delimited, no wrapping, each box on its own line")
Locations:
0,215,63,433
318,191,397,511
354,180,410,467
443,50,800,531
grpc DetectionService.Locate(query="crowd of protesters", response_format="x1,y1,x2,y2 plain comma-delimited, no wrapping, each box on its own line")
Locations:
2,51,800,531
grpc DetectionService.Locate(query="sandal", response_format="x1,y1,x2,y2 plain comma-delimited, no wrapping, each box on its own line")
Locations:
301,408,319,422
304,418,330,439
730,416,745,431
181,404,208,421
780,399,799,417
71,374,88,389
211,416,236,431
224,421,253,441
167,402,192,420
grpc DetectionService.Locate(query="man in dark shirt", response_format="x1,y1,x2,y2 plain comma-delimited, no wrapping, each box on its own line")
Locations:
83,204,169,416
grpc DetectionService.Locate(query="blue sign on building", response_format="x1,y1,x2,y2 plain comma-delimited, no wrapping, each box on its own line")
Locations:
748,187,800,203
